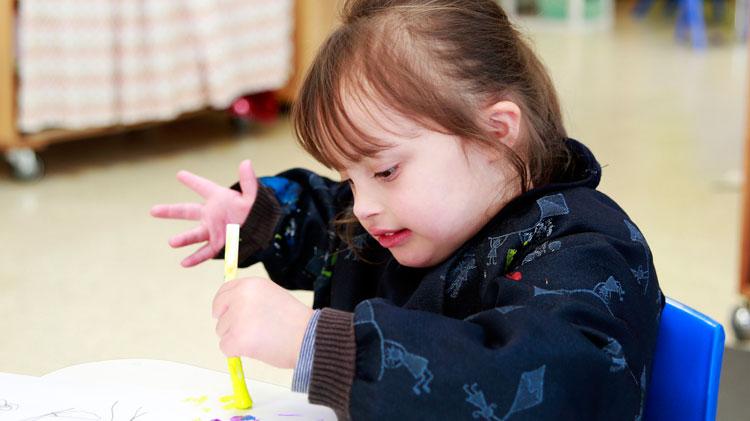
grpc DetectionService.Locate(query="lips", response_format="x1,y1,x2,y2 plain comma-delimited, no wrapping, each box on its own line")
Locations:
372,229,412,248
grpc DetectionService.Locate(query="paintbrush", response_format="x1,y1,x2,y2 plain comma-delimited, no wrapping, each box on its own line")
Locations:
223,223,253,409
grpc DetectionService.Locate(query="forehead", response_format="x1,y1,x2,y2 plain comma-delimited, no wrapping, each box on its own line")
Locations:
326,91,425,170
342,92,422,139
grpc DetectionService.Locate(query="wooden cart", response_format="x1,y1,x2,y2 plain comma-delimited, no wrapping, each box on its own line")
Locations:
0,0,340,180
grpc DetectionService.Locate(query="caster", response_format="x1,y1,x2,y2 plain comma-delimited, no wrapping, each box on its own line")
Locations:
5,148,44,181
228,91,279,135
230,115,252,135
731,303,750,341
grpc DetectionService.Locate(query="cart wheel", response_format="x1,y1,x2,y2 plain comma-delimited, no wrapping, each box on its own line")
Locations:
230,116,252,135
731,302,750,341
5,148,44,181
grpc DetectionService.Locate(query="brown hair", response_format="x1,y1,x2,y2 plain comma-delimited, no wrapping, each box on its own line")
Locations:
292,0,571,250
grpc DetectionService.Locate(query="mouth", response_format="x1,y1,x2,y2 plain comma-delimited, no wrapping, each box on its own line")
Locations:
372,229,412,248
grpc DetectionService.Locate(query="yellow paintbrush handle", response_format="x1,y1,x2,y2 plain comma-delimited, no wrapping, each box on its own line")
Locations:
224,224,253,409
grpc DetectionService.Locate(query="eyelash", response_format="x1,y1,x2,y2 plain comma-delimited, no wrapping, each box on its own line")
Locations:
343,165,399,188
374,165,398,181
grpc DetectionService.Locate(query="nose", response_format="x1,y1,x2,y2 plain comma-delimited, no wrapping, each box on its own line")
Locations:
352,188,382,221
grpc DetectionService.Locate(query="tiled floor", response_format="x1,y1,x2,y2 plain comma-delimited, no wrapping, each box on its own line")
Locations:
1,11,747,393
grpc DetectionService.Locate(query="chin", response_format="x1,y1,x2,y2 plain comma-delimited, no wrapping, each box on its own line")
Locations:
391,250,440,268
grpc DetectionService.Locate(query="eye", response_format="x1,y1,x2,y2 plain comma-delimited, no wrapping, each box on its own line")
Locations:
374,165,398,181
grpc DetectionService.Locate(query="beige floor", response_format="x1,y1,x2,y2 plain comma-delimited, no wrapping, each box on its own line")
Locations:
1,13,748,388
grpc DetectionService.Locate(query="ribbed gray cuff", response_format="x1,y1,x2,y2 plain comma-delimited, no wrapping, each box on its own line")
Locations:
291,309,321,393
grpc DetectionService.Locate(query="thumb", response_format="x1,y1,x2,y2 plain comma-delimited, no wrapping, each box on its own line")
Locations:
238,160,258,200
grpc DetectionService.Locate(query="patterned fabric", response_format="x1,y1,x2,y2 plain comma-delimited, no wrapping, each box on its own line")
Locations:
16,0,292,132
240,139,664,419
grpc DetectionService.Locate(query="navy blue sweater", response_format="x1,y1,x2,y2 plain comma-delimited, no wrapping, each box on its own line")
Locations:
235,139,663,420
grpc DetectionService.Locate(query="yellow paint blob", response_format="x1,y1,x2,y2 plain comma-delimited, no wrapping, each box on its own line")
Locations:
227,357,253,409
184,395,209,405
220,395,236,410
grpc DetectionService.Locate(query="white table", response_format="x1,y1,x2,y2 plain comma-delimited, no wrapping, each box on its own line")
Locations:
0,359,336,420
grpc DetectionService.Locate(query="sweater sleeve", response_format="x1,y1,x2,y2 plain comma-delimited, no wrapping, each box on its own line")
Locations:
211,183,280,263
308,308,356,416
306,232,663,420
235,184,283,263
223,168,352,292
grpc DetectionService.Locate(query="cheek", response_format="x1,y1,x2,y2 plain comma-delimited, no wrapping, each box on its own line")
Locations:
409,206,464,242
400,180,473,231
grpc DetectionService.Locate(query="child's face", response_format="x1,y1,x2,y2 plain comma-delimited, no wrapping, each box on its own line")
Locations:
337,100,518,268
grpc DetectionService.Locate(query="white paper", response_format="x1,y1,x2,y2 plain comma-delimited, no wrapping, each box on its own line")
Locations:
0,360,336,421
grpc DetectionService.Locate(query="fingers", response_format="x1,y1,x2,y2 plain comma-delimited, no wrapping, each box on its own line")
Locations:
215,309,232,337
238,160,258,199
150,203,202,220
219,332,241,357
212,279,241,318
215,308,239,357
181,243,217,268
217,319,252,358
177,170,220,199
213,282,243,356
169,226,209,248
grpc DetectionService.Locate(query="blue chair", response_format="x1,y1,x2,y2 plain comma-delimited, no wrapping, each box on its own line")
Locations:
643,297,725,421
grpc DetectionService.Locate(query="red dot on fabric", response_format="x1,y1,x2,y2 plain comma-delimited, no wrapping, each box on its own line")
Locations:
506,271,522,281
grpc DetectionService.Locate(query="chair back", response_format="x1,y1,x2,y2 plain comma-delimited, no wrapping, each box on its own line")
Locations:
643,297,725,421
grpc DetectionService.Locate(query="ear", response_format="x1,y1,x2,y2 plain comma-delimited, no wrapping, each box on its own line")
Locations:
484,100,522,148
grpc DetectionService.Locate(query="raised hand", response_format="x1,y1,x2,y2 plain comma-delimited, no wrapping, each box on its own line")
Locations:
151,160,258,267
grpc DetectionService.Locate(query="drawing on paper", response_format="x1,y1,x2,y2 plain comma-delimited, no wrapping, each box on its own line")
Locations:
0,398,19,412
19,401,146,421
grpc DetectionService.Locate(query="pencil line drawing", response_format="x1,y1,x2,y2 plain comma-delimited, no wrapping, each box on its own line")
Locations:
19,401,147,421
0,398,19,412
20,408,101,421
0,399,18,412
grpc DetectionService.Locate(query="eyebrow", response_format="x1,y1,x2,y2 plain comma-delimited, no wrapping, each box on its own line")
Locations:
335,140,399,169
362,143,404,166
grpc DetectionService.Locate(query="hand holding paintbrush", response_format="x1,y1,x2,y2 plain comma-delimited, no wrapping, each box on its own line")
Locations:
212,225,314,405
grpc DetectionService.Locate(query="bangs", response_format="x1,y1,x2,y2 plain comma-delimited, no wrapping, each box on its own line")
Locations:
304,76,398,170
292,15,476,171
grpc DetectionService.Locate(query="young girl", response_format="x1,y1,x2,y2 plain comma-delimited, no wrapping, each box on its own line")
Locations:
152,0,663,419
